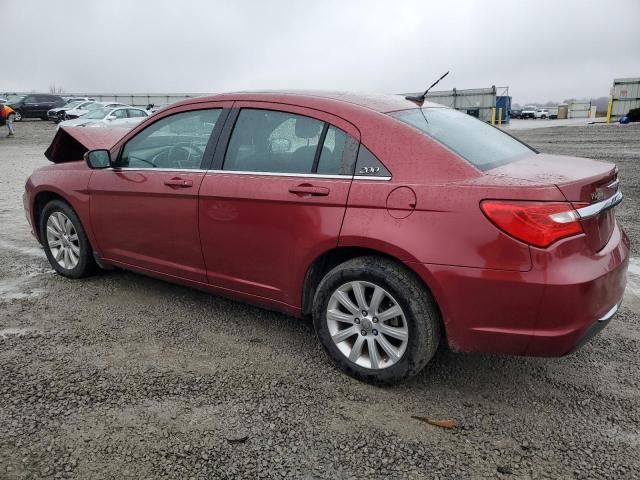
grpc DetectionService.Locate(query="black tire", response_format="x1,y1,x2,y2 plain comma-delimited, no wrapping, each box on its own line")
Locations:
13,109,23,122
39,200,96,278
312,256,441,384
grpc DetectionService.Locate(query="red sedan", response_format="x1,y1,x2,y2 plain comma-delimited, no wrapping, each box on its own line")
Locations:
24,92,629,383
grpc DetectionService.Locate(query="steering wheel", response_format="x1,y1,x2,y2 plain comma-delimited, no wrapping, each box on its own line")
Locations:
151,142,203,169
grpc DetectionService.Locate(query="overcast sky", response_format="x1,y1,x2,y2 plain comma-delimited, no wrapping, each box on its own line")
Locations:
2,0,639,104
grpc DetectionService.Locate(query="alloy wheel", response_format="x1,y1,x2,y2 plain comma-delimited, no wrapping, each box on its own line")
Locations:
326,281,409,369
46,212,80,270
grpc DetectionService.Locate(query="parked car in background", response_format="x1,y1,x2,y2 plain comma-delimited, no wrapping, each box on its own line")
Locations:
7,94,65,121
47,100,88,123
64,97,95,104
25,92,629,384
0,98,8,104
521,105,538,119
57,106,148,129
510,109,522,119
547,107,559,119
62,101,126,121
535,108,549,119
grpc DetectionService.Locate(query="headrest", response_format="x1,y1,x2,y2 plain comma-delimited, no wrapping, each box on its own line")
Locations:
295,117,322,139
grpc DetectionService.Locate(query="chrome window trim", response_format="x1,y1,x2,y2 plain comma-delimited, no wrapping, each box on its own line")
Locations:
206,170,351,179
107,168,392,181
353,175,392,181
110,167,207,173
575,190,623,219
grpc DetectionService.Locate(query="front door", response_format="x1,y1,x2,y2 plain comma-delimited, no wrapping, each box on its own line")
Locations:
199,104,360,307
89,105,230,282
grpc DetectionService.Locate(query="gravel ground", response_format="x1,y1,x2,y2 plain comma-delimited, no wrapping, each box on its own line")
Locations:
0,120,639,479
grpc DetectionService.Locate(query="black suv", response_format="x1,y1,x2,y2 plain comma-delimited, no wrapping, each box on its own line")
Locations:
8,94,65,121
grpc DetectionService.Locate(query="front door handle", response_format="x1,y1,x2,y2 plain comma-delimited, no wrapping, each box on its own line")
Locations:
164,178,193,188
288,184,330,197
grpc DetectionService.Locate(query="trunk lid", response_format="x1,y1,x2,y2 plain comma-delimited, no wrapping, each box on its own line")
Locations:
45,126,129,163
487,153,620,251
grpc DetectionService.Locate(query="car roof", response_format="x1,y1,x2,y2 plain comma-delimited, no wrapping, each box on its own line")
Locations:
170,91,439,115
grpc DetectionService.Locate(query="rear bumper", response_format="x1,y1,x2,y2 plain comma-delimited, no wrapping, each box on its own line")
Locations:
409,224,630,357
566,303,618,355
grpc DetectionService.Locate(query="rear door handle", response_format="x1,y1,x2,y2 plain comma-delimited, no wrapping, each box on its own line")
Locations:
164,178,193,188
288,184,330,197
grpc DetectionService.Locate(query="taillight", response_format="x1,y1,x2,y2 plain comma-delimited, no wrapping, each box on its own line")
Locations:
480,200,586,248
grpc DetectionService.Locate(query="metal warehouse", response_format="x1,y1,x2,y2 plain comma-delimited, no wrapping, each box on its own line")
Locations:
568,101,591,119
608,77,640,122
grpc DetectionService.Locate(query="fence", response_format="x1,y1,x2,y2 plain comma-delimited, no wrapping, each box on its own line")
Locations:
1,92,209,108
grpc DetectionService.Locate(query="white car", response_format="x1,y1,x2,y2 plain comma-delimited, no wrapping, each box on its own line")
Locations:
521,105,538,119
535,109,549,119
63,96,95,104
47,99,89,122
57,106,148,130
62,101,126,120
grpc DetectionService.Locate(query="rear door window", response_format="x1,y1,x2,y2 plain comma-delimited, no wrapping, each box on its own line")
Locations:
223,109,358,176
127,109,147,118
317,125,358,175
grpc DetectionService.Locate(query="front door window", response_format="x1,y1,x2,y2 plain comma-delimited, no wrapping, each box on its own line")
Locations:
117,109,222,170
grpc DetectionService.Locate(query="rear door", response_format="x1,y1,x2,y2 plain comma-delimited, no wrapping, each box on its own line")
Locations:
22,95,41,118
106,108,130,127
89,103,232,282
198,103,360,307
125,108,149,128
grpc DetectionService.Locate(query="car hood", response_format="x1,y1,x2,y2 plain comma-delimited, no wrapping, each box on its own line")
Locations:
45,126,129,163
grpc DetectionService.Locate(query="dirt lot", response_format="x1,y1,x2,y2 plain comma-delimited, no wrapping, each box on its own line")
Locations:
1,120,639,480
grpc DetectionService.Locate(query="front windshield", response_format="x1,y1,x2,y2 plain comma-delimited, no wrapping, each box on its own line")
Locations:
83,108,110,120
389,107,535,171
7,95,25,103
65,101,83,109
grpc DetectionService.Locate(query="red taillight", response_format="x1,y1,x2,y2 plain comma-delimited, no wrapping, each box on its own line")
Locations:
480,200,585,248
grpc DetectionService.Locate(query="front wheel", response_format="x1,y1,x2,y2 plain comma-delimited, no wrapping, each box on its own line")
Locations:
40,200,96,278
313,256,441,384
13,110,23,122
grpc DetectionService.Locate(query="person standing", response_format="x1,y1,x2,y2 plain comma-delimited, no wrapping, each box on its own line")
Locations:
1,103,15,136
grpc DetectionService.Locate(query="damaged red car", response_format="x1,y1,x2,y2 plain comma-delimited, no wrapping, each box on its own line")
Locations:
24,92,629,383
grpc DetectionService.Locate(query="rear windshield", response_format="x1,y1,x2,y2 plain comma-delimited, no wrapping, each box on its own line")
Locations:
389,108,534,171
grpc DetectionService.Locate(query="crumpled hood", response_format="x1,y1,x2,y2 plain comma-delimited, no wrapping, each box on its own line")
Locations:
45,126,129,163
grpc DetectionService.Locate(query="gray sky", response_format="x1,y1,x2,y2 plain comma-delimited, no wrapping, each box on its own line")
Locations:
2,0,639,104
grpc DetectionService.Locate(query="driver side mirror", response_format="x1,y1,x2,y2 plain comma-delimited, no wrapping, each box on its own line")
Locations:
84,149,111,169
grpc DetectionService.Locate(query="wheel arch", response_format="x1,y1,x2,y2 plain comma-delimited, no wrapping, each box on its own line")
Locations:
301,246,445,325
32,190,75,243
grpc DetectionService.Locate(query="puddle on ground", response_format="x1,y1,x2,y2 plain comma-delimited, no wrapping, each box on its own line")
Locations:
0,239,44,258
624,257,640,314
0,276,44,300
0,327,37,338
627,257,640,300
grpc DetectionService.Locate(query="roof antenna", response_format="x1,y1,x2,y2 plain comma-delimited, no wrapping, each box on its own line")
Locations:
405,71,450,105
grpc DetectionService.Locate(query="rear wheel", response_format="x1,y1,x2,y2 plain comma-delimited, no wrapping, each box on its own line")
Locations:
313,256,441,384
40,200,96,278
13,110,23,122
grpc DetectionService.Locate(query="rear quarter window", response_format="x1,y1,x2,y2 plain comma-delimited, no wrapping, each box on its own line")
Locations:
389,108,534,171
